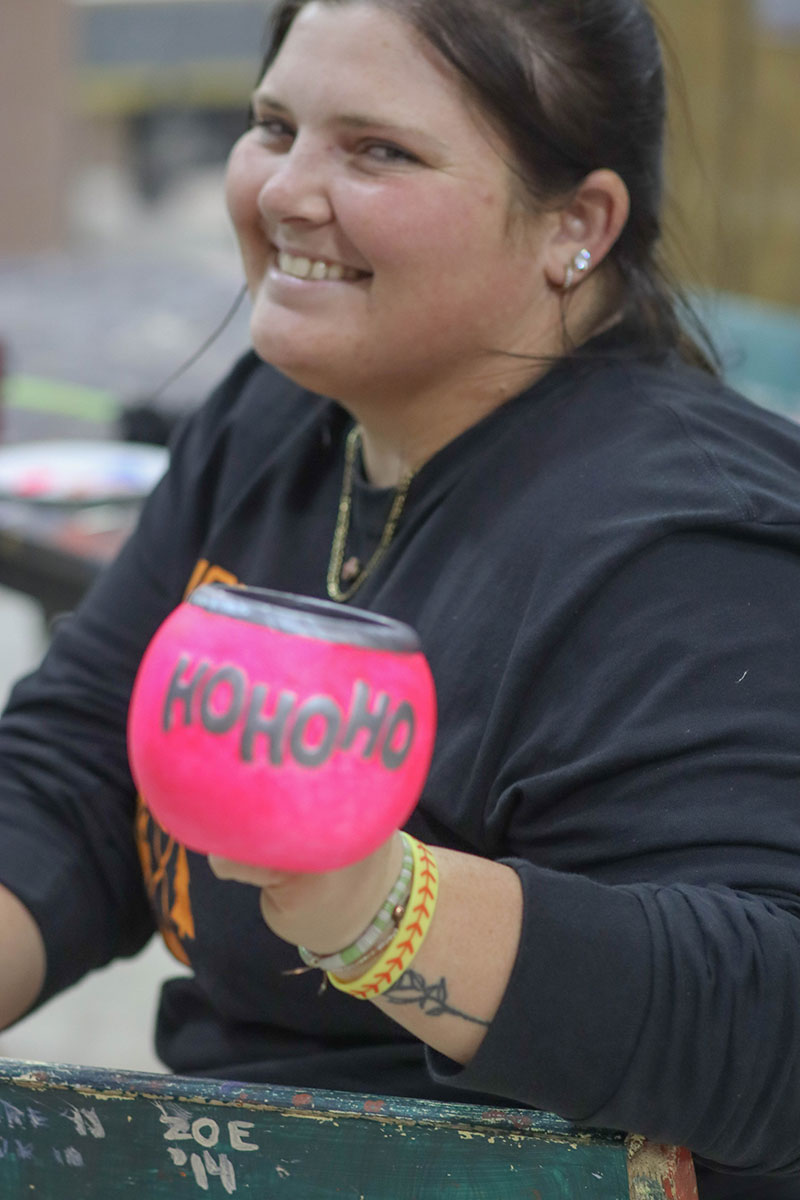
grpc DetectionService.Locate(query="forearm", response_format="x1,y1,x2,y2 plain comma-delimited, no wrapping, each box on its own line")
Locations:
365,847,523,1065
0,884,46,1029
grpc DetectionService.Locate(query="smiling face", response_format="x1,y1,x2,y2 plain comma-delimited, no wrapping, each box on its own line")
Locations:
225,1,563,412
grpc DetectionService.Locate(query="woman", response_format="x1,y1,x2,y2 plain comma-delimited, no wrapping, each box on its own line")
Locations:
1,1,800,1195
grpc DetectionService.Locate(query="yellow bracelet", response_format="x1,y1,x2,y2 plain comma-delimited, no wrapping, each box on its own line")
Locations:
328,836,439,999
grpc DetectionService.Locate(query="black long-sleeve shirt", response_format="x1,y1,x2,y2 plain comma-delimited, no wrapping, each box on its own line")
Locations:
1,332,800,1197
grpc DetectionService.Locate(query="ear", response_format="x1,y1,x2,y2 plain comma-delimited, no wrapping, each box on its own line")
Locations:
543,169,630,290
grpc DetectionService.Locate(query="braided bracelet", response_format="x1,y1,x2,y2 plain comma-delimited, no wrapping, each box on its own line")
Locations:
297,832,414,973
328,836,439,999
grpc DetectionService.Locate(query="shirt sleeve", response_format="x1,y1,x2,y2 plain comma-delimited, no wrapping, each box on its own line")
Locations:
429,526,800,1178
0,353,259,1008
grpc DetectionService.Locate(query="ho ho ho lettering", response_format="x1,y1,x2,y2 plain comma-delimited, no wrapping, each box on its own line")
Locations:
162,654,416,771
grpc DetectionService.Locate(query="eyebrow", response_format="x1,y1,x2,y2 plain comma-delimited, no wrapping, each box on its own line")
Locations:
250,93,447,151
250,94,291,114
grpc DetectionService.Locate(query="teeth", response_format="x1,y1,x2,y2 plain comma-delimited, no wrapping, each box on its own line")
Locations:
277,252,357,282
289,255,312,278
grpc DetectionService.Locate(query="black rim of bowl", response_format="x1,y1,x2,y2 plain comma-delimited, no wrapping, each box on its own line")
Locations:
187,584,422,653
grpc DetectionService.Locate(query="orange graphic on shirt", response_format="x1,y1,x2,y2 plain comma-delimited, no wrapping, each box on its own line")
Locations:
136,798,195,965
134,558,240,965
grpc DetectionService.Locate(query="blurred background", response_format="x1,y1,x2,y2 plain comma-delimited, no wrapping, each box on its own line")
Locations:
0,0,798,1073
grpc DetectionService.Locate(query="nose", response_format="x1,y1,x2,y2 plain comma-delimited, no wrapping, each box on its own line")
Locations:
257,138,334,227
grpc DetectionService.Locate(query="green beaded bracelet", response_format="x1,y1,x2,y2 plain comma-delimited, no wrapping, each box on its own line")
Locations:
297,832,413,973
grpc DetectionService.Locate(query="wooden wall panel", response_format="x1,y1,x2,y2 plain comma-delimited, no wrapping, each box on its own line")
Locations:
748,35,800,303
0,0,73,255
649,0,800,307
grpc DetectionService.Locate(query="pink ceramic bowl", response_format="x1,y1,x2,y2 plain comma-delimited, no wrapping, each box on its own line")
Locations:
127,585,436,872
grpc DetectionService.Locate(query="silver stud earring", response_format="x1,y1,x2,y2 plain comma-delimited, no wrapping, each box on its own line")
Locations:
563,247,592,291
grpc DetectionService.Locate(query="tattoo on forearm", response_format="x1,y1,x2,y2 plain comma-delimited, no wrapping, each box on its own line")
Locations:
385,970,490,1026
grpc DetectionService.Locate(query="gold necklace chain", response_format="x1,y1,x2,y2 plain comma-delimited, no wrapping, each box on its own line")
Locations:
326,425,418,603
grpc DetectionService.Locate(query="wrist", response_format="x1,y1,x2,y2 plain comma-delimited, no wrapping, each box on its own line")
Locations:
303,830,405,960
328,836,439,999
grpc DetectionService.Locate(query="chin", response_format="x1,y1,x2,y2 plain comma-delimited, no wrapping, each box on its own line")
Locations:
249,320,362,400
251,342,348,399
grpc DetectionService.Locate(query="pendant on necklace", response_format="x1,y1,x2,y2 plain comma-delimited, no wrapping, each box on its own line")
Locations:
341,556,362,583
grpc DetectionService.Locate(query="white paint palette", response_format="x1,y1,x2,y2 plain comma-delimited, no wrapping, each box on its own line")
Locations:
0,440,168,505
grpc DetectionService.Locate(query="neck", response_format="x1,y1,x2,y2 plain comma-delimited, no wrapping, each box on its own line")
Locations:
353,355,551,487
344,280,622,488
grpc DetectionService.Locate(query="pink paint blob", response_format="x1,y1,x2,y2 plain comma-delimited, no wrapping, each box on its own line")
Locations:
17,469,55,496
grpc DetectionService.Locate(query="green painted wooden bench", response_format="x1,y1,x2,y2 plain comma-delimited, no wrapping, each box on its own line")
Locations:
0,1057,697,1197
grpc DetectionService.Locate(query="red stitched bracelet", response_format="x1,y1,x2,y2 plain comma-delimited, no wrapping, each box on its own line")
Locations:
328,836,439,999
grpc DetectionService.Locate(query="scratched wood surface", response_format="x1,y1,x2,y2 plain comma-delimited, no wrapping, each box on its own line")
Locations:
0,1058,697,1198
